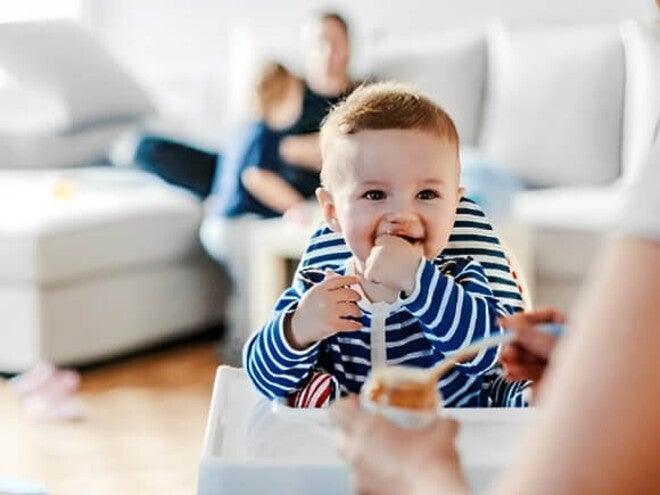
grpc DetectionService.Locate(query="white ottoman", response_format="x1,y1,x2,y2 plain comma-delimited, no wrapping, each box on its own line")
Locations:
0,167,226,372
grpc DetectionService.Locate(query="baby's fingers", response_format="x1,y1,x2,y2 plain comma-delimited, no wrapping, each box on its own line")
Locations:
331,288,362,303
321,274,360,290
336,301,362,319
333,319,363,332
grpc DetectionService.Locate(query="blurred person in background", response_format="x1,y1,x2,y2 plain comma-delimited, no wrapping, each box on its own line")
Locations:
131,11,355,208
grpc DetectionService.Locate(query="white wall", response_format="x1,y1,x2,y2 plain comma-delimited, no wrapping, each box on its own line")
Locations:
82,0,655,147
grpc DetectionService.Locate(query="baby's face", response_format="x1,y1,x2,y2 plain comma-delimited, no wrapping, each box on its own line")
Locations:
319,129,463,266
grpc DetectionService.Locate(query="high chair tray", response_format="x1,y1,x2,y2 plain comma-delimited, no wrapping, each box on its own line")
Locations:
198,366,534,495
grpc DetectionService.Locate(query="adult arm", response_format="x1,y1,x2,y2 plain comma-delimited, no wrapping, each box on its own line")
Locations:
492,237,660,495
495,128,660,494
279,133,322,172
241,167,305,214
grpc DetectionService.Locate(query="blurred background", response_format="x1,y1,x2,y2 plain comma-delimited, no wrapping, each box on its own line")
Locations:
2,0,650,145
1,1,658,493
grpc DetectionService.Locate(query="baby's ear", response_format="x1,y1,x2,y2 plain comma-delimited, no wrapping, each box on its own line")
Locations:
316,187,341,232
457,186,466,201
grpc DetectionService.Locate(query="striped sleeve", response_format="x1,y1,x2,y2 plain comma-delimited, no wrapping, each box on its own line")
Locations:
481,371,531,407
243,278,321,400
401,258,508,376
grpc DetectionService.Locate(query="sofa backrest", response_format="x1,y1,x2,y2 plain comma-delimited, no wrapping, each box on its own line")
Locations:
479,21,625,188
0,20,154,169
368,27,487,147
370,19,659,189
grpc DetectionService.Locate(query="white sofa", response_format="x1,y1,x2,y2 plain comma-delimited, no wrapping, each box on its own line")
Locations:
0,21,227,372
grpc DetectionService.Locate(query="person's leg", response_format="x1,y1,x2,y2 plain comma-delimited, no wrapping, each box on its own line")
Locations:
133,134,219,198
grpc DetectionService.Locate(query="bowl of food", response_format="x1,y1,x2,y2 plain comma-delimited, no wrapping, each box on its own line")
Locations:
360,365,442,429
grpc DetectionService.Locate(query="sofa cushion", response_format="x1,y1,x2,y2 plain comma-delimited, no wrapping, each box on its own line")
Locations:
512,186,624,232
369,28,487,146
0,168,203,284
0,20,153,131
480,22,624,187
620,19,660,184
0,76,69,134
0,123,136,170
0,21,153,170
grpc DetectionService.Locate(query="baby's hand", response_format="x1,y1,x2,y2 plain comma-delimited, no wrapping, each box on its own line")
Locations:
364,235,423,296
287,272,362,349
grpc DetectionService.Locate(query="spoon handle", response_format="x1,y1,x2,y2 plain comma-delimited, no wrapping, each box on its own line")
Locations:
537,322,565,336
429,332,516,381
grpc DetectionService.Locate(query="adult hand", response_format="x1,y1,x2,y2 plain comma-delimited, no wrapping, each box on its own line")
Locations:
330,395,469,495
498,307,566,383
364,234,423,297
287,272,362,349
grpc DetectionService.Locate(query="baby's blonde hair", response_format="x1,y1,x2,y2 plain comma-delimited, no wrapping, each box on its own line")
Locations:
320,81,460,186
253,61,296,118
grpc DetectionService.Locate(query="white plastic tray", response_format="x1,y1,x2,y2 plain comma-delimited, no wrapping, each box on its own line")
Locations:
198,366,535,495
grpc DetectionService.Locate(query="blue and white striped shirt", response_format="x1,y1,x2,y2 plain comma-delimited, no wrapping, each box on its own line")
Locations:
244,198,529,407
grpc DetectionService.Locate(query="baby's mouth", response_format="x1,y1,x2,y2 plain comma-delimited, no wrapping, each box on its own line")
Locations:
392,233,421,246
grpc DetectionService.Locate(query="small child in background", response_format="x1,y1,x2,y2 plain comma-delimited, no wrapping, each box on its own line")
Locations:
244,81,528,408
204,61,315,222
238,61,314,219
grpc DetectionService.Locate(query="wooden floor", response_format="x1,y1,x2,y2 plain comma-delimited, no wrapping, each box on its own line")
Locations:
0,338,221,494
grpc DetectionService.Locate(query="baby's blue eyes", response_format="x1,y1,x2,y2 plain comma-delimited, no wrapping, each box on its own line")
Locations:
361,189,439,200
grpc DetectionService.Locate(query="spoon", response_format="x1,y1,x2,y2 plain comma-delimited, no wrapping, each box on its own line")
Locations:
364,332,516,408
427,332,516,381
364,323,566,408
428,323,564,380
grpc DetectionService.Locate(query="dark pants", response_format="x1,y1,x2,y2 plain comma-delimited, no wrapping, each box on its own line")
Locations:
133,135,219,198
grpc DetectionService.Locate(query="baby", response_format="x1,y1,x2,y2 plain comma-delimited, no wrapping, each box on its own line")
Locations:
238,61,312,217
244,82,527,408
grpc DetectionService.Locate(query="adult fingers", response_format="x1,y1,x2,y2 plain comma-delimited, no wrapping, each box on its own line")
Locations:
499,312,536,333
329,394,361,432
440,417,460,437
499,343,523,363
503,361,546,382
526,306,567,324
501,341,548,367
515,328,558,360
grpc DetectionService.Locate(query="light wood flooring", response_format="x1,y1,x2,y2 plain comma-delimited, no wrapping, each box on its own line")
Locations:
0,337,221,494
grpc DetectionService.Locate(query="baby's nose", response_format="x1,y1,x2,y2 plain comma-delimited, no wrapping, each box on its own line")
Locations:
384,209,418,230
